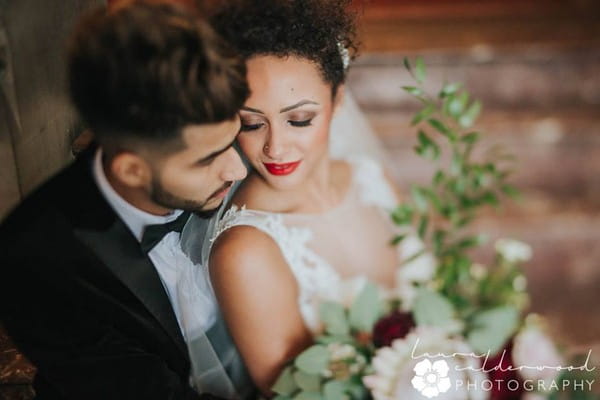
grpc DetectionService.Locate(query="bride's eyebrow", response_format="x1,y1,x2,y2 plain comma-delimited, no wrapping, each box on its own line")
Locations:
280,100,319,113
240,100,319,115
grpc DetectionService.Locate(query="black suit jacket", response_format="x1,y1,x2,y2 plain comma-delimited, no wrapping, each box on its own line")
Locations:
0,149,213,399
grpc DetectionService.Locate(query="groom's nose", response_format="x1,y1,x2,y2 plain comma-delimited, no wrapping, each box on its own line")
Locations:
219,145,248,182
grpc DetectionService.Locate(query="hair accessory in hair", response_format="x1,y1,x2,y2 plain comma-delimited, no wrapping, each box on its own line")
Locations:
337,41,350,71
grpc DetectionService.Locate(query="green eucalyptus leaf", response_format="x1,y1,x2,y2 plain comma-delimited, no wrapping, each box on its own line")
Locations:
349,282,382,332
412,288,456,327
417,215,429,239
273,396,293,400
415,57,426,84
422,187,442,212
433,170,445,186
412,104,435,125
440,82,462,97
391,204,413,225
293,370,322,392
456,214,474,228
320,302,350,336
416,130,441,160
481,191,499,207
467,306,519,355
402,86,423,96
315,335,355,346
450,154,463,175
461,132,481,144
294,392,323,400
403,57,411,72
501,184,520,198
391,234,407,245
433,229,446,254
346,382,368,400
323,381,351,400
448,95,466,117
428,118,456,141
273,366,299,396
411,185,429,212
455,235,484,250
295,345,330,375
459,100,482,128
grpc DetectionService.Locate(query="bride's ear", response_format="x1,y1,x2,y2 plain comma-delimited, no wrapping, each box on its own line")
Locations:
333,84,346,114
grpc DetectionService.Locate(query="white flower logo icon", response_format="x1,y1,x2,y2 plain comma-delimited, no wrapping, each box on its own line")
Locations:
411,359,452,398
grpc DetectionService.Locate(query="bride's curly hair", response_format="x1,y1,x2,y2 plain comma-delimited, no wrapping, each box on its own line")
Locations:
209,0,358,96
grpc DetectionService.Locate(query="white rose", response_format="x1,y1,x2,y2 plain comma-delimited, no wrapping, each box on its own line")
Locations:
364,327,489,400
495,238,532,263
397,236,437,283
512,322,563,387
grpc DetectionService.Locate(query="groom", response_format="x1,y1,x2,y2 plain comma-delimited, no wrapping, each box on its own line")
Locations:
0,2,253,399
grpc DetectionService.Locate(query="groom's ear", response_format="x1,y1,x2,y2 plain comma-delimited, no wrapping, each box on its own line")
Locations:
109,152,153,189
333,84,345,113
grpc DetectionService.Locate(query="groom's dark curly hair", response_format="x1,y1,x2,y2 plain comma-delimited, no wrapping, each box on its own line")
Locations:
209,0,358,97
68,1,249,151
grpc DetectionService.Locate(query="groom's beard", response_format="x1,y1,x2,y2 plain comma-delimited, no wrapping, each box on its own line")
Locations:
150,178,221,219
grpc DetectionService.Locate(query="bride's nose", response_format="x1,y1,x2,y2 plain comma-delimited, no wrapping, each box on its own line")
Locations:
263,130,286,160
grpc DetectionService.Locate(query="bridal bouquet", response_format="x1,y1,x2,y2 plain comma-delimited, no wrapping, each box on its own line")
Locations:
269,59,594,400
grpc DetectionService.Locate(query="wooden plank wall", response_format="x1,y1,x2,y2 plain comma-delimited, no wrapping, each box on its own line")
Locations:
348,0,600,353
0,0,105,219
0,1,105,398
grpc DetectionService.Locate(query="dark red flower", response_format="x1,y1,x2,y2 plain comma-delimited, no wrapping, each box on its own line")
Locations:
372,310,415,348
485,339,524,400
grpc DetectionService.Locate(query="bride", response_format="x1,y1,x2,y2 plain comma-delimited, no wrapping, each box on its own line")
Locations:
191,0,418,395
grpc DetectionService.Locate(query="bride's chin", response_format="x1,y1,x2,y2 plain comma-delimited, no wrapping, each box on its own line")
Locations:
255,170,303,191
263,175,303,191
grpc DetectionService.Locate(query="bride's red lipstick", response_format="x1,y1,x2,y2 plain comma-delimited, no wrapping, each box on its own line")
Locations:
263,161,302,176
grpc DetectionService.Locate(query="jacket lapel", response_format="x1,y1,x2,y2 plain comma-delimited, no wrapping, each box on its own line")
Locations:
65,148,189,360
75,220,189,359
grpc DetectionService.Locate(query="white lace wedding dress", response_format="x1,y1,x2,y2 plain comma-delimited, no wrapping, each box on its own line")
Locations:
209,156,423,334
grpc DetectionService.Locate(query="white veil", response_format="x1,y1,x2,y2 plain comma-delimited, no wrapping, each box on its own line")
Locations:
330,90,390,164
178,89,387,397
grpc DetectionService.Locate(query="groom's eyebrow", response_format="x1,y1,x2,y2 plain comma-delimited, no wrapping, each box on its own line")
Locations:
241,106,264,114
198,136,238,163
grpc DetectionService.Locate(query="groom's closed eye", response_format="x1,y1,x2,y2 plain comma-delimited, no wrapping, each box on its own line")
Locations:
196,137,238,166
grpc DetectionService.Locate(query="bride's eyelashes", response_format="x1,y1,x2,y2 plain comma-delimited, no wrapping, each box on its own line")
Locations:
240,122,264,132
288,118,313,127
240,117,314,131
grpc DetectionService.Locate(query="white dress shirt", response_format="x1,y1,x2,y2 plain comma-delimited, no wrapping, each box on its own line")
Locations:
92,149,217,337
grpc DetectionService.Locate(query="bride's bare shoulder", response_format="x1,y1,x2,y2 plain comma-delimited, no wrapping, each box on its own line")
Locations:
230,172,292,212
210,223,291,276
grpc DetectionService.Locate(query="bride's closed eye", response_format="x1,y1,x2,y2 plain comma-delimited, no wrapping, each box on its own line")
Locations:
288,118,313,127
240,122,265,132
287,111,316,128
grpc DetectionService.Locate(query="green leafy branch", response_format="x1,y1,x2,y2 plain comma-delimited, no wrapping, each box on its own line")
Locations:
393,57,520,314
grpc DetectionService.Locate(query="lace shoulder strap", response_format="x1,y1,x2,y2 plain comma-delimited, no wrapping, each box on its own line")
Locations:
348,156,398,210
211,204,309,244
209,205,320,274
209,205,343,333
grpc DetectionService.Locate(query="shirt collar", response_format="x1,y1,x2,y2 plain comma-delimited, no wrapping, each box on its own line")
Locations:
92,148,183,242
